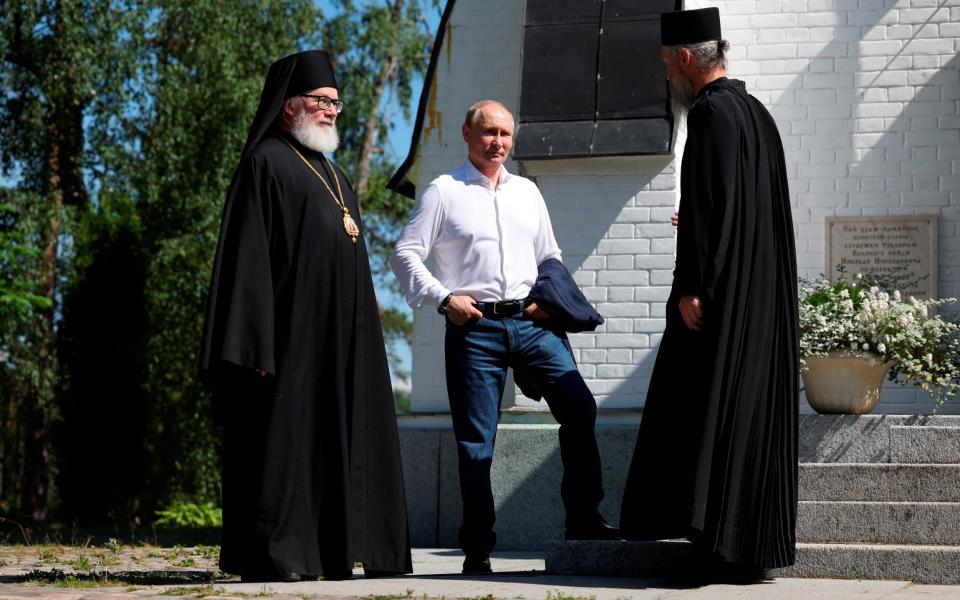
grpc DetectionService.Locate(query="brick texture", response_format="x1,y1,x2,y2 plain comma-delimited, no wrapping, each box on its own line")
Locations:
406,0,960,416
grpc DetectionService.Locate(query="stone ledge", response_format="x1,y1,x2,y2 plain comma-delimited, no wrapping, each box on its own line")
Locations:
800,463,960,502
798,500,960,545
799,414,960,464
545,539,960,584
890,425,960,464
545,539,699,577
787,542,960,585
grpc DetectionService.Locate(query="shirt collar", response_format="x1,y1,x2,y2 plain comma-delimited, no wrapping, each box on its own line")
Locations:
462,157,512,188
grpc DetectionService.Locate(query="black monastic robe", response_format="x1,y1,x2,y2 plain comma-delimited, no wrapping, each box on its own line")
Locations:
620,78,799,569
200,134,412,579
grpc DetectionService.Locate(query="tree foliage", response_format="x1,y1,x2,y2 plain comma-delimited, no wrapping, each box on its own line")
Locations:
0,0,435,525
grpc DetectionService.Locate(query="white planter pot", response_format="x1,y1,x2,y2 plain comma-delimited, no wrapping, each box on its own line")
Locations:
801,351,896,414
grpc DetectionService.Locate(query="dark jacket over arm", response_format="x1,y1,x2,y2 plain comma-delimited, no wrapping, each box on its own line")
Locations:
515,258,604,401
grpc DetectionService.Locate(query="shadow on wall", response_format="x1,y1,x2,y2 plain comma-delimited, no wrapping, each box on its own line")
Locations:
762,0,959,414
511,160,676,410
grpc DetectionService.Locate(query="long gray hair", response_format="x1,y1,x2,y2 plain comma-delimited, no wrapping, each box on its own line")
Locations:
667,39,731,73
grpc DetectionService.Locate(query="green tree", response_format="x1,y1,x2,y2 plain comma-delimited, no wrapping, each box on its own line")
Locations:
322,0,437,382
0,0,436,524
133,0,324,514
0,0,142,522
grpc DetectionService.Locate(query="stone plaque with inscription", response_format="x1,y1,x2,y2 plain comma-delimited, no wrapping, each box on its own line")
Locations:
825,215,938,300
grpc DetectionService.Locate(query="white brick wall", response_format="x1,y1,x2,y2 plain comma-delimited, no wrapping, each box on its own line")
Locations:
702,0,960,413
407,0,960,415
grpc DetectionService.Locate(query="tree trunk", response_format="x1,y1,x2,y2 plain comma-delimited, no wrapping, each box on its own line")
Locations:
21,137,63,523
354,0,404,202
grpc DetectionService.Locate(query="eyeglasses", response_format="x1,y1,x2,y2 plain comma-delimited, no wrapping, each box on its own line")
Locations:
301,94,344,113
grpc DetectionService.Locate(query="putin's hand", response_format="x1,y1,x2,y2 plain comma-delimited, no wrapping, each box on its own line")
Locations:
524,301,550,320
448,294,483,326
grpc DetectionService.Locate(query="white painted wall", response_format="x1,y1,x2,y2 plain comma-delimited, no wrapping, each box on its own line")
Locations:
406,0,960,415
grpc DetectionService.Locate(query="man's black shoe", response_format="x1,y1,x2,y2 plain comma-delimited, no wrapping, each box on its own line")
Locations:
281,572,302,583
565,511,621,540
462,554,492,574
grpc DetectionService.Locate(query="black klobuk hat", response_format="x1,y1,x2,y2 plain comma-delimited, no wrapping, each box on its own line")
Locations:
660,7,722,46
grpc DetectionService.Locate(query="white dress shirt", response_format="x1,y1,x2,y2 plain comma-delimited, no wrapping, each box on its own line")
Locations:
391,158,562,308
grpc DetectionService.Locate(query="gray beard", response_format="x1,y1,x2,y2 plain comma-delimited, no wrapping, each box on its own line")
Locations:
289,111,340,154
669,74,696,118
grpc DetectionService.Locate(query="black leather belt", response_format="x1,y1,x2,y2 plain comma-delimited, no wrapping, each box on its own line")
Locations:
474,299,526,317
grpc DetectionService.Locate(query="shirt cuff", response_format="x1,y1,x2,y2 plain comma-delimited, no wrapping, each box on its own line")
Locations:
425,285,452,307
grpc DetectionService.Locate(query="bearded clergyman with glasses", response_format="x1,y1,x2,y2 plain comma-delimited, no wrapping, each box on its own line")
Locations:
199,49,412,583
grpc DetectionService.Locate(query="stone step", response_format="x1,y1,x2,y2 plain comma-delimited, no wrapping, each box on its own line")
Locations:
890,425,960,463
800,463,960,502
787,542,960,584
799,414,960,463
798,500,960,545
545,539,960,584
544,539,696,578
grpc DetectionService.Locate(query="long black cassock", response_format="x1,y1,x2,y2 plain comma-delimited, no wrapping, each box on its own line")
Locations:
620,77,799,569
200,134,412,579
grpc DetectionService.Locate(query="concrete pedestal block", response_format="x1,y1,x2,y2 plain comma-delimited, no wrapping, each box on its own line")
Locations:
399,422,638,550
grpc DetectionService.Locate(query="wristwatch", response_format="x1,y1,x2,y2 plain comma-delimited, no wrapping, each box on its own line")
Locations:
437,293,453,315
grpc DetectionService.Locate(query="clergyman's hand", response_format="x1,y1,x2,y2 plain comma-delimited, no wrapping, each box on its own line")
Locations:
255,368,268,377
671,211,679,227
524,301,550,321
679,295,704,332
447,294,483,326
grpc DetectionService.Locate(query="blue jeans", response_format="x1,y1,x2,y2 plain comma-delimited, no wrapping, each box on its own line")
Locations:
444,315,604,556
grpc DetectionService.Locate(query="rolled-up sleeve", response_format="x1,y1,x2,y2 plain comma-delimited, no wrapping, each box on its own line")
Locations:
390,183,451,308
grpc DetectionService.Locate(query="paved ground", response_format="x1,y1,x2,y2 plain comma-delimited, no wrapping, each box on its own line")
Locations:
2,547,960,599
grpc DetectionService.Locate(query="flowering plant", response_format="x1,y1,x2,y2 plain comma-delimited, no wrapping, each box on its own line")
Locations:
799,270,960,405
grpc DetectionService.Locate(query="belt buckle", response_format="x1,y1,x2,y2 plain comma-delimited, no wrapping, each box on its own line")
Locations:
494,300,520,316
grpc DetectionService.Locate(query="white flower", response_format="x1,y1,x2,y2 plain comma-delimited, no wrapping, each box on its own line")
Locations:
840,289,850,298
863,343,870,351
877,343,886,353
893,290,901,301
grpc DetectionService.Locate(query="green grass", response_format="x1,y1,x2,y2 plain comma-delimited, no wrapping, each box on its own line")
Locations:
37,548,58,562
545,592,596,600
160,586,203,596
21,570,123,588
68,554,93,571
194,545,220,560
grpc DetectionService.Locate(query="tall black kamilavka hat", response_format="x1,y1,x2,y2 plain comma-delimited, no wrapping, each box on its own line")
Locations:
660,7,722,46
239,50,338,159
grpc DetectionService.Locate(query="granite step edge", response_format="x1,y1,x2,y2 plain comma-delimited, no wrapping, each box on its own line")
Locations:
798,500,960,544
545,539,960,584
